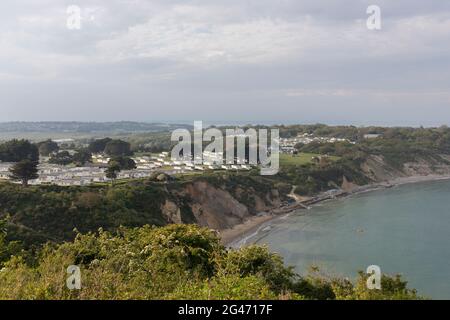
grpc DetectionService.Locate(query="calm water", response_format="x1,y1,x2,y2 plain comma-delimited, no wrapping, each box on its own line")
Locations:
246,179,450,299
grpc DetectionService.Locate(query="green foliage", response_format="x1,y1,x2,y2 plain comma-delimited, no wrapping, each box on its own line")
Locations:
49,150,92,166
220,245,296,294
0,224,421,300
72,149,92,166
88,138,112,154
168,274,278,300
332,271,420,300
8,160,39,186
280,153,340,167
104,139,132,157
105,162,121,182
289,125,450,169
109,156,136,170
0,217,24,268
37,140,59,156
297,141,359,159
0,139,39,162
49,151,73,165
277,160,369,196
0,182,168,246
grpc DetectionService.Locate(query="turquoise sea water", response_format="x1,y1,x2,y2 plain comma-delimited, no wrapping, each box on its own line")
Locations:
246,179,450,299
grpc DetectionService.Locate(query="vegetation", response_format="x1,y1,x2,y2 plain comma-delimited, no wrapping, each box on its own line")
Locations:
0,224,420,300
279,153,340,167
109,156,137,170
8,160,39,187
88,138,112,154
87,138,134,157
49,151,73,166
0,181,173,246
105,162,121,185
72,149,93,166
49,149,92,166
104,140,132,157
37,140,59,156
287,125,450,169
0,139,39,162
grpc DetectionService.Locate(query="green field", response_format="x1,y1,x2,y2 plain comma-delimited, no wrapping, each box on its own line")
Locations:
279,153,340,167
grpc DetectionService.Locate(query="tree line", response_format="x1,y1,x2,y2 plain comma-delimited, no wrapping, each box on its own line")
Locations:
0,138,136,186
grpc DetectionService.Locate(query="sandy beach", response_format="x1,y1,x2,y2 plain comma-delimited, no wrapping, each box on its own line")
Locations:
221,174,450,247
219,214,276,246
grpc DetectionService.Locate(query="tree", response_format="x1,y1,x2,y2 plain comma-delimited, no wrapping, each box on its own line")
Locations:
88,138,112,154
72,149,92,166
37,140,59,156
104,140,132,157
105,161,121,185
49,151,73,165
109,156,136,170
9,160,39,187
0,139,39,162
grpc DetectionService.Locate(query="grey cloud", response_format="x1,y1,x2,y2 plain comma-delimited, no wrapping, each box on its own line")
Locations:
0,0,449,125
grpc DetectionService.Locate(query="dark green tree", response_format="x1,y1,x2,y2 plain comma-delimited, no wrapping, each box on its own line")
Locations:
72,149,92,166
109,156,136,170
105,161,121,185
104,140,132,157
9,160,39,187
48,151,73,165
0,139,39,162
88,138,112,154
37,140,59,156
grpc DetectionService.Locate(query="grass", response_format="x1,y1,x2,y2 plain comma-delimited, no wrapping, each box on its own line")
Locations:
279,153,340,167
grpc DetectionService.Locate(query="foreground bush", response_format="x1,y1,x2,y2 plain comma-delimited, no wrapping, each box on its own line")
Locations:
0,224,421,300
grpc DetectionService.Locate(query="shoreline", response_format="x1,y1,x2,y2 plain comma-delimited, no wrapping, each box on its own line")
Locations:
220,174,450,247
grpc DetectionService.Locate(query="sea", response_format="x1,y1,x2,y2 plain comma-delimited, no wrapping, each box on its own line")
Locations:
241,179,450,299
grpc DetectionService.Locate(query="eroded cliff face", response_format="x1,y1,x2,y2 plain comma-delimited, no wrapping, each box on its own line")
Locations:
161,180,284,231
161,200,183,224
403,156,450,176
360,155,406,181
360,154,450,182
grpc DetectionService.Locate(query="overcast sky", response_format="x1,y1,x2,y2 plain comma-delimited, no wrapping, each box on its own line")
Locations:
1,0,449,126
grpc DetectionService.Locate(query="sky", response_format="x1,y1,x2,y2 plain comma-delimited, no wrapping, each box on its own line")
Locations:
0,0,449,126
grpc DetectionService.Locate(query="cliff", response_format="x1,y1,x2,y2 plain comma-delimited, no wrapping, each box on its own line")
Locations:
159,155,450,233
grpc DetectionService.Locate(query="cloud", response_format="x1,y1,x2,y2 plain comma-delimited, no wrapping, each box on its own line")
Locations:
0,0,449,125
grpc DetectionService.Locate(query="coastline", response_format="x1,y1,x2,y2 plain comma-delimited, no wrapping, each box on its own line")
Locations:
220,174,450,247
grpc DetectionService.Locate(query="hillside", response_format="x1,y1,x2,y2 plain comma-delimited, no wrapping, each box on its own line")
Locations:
0,223,421,300
2,150,450,248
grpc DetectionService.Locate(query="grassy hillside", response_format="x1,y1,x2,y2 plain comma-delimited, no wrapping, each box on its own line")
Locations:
279,153,340,166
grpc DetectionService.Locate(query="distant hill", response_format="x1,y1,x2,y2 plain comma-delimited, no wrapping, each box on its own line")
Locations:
0,121,192,133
